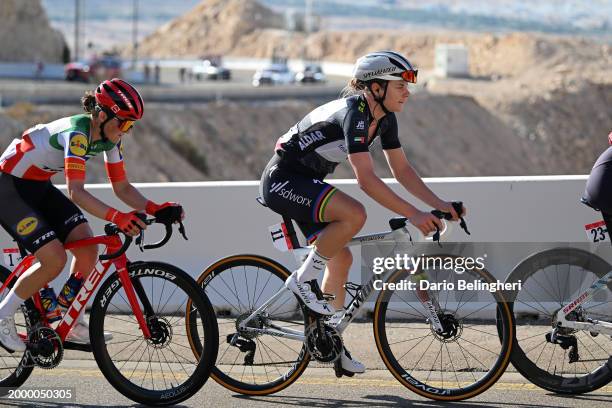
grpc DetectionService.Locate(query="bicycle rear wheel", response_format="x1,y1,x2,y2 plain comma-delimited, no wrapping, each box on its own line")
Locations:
506,247,612,394
186,254,310,395
0,265,34,392
90,261,218,406
373,256,514,401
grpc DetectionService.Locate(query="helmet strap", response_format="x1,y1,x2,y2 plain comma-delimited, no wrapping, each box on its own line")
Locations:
96,106,113,143
367,81,390,116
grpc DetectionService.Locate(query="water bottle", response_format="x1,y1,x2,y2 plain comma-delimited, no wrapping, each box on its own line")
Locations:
40,287,62,323
57,273,84,309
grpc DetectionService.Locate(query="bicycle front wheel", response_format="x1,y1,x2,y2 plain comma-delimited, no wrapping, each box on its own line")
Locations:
506,247,612,394
186,254,310,395
90,261,218,406
373,257,514,401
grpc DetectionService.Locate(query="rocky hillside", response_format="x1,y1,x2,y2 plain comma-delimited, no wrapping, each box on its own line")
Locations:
0,0,68,62
0,91,580,184
133,0,284,58
133,0,612,179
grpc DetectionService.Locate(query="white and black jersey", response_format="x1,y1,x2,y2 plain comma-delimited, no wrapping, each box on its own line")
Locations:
274,94,401,178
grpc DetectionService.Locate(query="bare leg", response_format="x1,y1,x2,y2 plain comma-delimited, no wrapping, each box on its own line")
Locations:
65,223,97,280
321,247,352,309
13,240,66,299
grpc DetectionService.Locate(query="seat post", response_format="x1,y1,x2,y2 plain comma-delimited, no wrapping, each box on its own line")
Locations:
16,241,28,258
281,215,302,250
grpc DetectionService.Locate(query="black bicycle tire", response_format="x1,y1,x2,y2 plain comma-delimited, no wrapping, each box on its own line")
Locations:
0,265,34,392
373,261,514,401
90,261,218,406
187,254,311,396
505,247,612,394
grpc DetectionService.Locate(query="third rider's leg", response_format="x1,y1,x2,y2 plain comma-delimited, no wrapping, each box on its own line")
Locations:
315,191,365,305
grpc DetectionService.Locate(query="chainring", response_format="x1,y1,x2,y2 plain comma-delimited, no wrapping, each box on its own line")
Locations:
28,327,63,369
305,322,343,363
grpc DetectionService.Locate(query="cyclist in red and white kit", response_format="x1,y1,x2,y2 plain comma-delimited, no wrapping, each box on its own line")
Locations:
0,78,183,352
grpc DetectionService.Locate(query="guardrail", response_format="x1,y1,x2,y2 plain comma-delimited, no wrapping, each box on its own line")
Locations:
1,176,608,314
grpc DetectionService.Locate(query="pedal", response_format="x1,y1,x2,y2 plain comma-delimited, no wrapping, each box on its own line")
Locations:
63,341,92,353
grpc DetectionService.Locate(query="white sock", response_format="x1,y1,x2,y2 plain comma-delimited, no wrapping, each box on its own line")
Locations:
296,248,330,283
0,290,25,318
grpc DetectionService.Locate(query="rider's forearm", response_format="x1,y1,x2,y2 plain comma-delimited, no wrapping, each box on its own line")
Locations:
69,187,116,220
358,174,419,218
394,165,445,210
112,182,148,211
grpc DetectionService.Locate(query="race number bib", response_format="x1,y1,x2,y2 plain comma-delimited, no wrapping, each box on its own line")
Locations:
3,248,21,268
585,220,609,243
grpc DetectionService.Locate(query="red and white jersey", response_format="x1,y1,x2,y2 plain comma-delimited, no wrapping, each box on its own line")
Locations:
0,114,126,182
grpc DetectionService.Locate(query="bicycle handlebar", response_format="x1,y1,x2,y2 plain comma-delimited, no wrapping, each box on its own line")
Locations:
430,201,470,244
99,211,188,261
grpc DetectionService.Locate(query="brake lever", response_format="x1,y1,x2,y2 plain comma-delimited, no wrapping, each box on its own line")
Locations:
136,229,145,252
178,222,188,240
451,201,470,235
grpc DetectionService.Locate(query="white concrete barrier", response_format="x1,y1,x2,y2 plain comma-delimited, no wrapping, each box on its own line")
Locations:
1,176,610,314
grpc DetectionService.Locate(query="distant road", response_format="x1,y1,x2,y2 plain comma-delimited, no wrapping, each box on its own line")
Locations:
0,67,348,106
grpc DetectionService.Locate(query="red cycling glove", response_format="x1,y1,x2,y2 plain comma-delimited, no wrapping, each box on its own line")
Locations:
145,201,178,216
105,208,142,233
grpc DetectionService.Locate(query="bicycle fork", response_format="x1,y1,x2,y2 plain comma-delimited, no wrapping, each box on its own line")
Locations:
412,272,445,333
116,266,152,339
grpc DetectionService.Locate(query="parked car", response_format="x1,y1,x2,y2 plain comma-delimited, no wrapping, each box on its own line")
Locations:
64,61,92,82
64,55,122,82
252,64,294,87
191,57,231,80
295,64,326,84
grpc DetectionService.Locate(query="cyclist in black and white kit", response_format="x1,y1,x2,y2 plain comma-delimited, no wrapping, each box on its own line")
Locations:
261,51,466,374
583,130,612,229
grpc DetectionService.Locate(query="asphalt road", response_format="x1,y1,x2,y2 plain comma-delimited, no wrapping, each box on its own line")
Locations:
1,360,609,407
0,318,609,407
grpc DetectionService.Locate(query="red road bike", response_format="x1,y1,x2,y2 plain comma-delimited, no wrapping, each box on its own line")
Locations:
0,215,218,406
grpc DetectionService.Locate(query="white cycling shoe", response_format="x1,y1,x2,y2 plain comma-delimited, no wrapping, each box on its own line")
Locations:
0,316,26,353
285,273,335,316
66,321,113,344
340,347,366,374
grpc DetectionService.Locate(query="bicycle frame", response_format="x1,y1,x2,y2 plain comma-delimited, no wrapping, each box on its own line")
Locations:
554,269,612,336
0,233,152,343
236,225,442,341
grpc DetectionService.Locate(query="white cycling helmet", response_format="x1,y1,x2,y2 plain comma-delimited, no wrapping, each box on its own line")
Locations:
352,51,417,83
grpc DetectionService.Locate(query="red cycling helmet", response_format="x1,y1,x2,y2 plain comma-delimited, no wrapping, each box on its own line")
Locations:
95,78,144,120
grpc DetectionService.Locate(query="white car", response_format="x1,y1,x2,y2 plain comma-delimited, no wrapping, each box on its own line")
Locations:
252,64,295,87
295,64,326,84
191,59,231,80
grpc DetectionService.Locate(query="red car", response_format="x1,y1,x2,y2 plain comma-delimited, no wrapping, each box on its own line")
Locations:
65,56,122,82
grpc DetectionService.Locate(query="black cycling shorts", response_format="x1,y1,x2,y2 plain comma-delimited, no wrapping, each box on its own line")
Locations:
0,172,87,253
260,155,338,244
583,147,612,214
